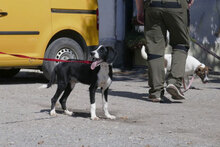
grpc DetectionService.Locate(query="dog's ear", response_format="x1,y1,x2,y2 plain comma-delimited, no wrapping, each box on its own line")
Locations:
208,66,212,71
106,46,117,64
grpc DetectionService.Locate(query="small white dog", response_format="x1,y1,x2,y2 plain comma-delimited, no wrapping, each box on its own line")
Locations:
141,46,210,89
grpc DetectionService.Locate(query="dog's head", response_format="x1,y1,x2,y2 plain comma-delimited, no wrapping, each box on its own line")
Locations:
195,64,211,83
90,45,117,70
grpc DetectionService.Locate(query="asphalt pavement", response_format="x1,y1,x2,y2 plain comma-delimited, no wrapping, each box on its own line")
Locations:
0,68,220,147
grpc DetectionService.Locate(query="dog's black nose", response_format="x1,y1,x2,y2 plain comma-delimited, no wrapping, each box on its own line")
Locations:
90,52,95,56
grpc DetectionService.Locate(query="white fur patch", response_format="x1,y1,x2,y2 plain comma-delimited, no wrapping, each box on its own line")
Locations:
91,45,103,59
98,63,112,90
91,103,99,120
102,98,116,120
141,46,148,60
38,84,48,89
64,110,73,116
200,64,205,68
204,74,209,82
92,50,100,59
50,108,57,116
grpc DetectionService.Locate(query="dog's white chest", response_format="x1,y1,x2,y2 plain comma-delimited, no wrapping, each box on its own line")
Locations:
97,63,112,88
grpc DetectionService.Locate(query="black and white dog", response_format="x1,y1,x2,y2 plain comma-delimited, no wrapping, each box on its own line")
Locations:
41,45,117,120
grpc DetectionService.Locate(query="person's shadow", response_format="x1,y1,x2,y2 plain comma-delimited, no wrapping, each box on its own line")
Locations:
108,89,182,104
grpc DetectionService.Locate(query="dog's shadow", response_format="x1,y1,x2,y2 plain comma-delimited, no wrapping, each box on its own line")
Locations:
40,109,91,118
40,109,116,119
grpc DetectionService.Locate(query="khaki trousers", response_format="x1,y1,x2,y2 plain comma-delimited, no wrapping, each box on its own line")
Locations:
144,0,190,98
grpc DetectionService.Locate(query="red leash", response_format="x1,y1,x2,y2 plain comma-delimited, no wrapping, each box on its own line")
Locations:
182,75,195,93
0,51,92,64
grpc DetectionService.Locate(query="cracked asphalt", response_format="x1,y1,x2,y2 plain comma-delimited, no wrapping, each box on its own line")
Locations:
0,68,220,147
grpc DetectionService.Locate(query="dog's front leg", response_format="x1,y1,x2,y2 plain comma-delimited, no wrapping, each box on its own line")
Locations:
103,88,116,120
89,85,99,120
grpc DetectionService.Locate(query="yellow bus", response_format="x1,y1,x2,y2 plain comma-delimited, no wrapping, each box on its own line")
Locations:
0,0,99,79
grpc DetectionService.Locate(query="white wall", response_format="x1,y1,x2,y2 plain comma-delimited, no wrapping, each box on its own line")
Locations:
190,0,220,45
98,0,126,67
98,0,125,46
98,0,116,44
116,0,125,41
189,0,220,71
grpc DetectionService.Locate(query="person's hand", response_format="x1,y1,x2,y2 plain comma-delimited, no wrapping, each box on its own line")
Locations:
188,0,194,8
137,11,144,25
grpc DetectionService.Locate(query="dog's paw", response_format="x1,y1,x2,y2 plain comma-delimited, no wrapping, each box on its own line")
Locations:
91,116,100,120
50,109,57,116
64,110,73,116
106,114,116,120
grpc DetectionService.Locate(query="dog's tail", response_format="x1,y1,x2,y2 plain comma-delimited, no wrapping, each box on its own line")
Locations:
47,67,57,88
141,45,148,60
39,67,57,89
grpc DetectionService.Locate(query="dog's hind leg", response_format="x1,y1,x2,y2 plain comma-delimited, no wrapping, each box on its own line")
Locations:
102,88,116,120
89,84,99,120
50,83,66,116
59,82,75,116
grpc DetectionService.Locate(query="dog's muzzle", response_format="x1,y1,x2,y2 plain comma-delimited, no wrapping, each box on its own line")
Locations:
90,51,103,70
203,75,209,83
90,51,99,59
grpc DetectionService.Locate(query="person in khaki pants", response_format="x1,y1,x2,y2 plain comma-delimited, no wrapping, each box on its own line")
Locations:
136,0,194,102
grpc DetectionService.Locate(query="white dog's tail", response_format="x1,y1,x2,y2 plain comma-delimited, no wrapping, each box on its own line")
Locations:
141,45,148,60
